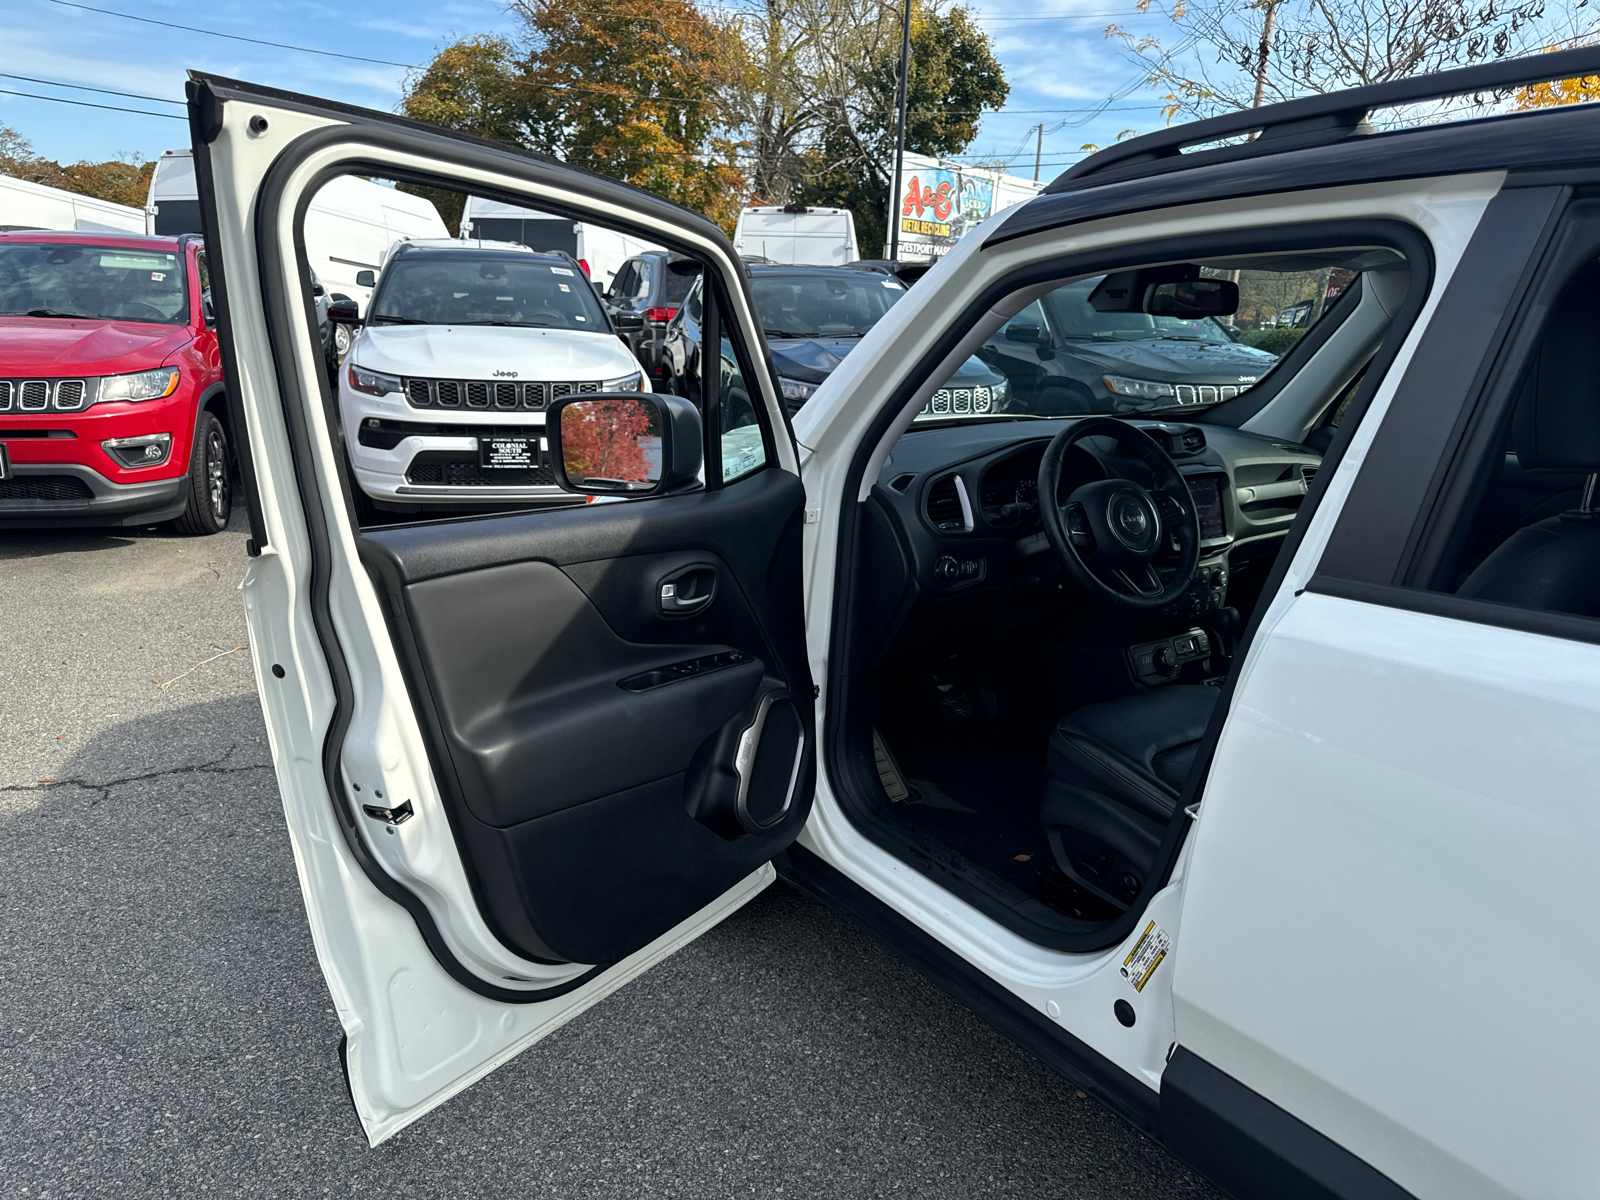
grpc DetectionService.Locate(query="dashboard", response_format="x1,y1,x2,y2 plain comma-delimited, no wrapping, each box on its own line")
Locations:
869,416,1321,629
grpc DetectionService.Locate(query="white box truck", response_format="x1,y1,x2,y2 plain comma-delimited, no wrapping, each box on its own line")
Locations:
145,149,448,310
733,206,858,267
458,196,660,294
0,172,145,234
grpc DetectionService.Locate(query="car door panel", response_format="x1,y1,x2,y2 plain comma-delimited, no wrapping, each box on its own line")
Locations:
357,472,814,967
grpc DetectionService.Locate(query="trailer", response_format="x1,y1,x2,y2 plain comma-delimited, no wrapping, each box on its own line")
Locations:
0,172,145,234
146,149,448,310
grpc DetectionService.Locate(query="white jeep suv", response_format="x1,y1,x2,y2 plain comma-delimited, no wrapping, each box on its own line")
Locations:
338,238,646,509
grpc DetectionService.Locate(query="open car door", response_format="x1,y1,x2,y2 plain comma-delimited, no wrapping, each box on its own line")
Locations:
188,76,815,1144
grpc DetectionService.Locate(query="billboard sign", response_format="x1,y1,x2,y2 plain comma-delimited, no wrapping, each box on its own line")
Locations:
892,154,1043,261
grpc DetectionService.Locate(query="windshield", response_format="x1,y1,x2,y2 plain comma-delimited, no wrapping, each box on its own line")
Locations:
369,254,607,329
1048,276,1233,342
0,243,188,324
751,271,904,339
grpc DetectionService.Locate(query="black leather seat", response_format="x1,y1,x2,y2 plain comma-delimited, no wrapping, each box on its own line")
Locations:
1042,684,1218,908
1457,282,1600,616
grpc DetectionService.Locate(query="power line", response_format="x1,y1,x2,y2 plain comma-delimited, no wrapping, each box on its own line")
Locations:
0,86,185,120
0,72,184,106
46,0,419,69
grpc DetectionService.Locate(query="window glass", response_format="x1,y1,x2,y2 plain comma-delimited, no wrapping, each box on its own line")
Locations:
0,242,188,324
719,334,767,483
662,267,694,306
196,251,212,325
369,250,604,329
634,264,652,300
751,269,904,339
611,261,636,299
915,262,1350,425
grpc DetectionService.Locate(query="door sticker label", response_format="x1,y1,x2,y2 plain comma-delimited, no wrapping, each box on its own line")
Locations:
1120,921,1170,993
551,266,574,276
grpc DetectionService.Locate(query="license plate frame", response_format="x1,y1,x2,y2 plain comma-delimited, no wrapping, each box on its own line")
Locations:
478,436,535,470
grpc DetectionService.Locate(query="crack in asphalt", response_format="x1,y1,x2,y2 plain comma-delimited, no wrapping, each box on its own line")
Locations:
1,744,273,803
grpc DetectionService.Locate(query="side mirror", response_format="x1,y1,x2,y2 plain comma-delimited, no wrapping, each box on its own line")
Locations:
354,270,376,288
326,299,361,325
547,392,702,496
613,310,645,333
1005,320,1044,344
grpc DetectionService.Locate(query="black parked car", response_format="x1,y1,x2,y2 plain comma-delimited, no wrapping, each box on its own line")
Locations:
986,275,1279,415
661,265,1008,417
601,249,694,386
842,258,931,286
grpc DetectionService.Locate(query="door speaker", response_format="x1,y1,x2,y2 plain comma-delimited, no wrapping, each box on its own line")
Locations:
734,691,805,832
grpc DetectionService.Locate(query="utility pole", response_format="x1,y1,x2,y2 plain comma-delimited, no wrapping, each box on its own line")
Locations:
1251,0,1283,110
887,0,913,261
1033,123,1044,181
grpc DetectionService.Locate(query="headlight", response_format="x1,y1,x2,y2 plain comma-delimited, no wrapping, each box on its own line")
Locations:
602,371,644,392
779,377,817,402
347,362,403,396
101,432,172,468
1102,374,1178,402
990,376,1009,406
99,367,180,403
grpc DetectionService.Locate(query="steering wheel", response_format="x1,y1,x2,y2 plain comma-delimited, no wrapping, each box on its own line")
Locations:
1037,417,1200,610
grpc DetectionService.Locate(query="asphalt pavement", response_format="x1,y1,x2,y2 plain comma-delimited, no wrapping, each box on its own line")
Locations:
0,515,1222,1199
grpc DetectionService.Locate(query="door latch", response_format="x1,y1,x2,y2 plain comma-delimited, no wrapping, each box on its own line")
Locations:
362,799,414,825
658,564,717,616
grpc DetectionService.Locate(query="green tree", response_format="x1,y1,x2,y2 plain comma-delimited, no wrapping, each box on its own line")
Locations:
398,36,529,232
0,124,154,210
803,3,1007,256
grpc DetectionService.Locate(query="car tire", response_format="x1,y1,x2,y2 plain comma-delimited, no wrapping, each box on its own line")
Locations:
172,412,232,536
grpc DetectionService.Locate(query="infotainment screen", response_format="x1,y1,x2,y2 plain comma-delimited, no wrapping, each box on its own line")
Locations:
1188,475,1227,540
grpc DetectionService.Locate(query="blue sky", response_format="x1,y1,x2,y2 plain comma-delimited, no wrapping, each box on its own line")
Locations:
0,0,1181,186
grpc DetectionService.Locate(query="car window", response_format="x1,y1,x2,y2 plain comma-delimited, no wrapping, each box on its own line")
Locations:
196,251,213,326
751,270,905,339
719,334,767,483
369,253,605,329
634,264,652,300
661,267,693,306
0,242,188,324
683,277,703,325
914,261,1352,426
612,261,637,300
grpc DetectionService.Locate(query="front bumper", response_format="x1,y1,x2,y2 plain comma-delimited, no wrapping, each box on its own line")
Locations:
0,462,186,527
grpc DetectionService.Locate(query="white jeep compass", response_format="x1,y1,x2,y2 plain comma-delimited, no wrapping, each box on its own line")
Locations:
336,238,646,509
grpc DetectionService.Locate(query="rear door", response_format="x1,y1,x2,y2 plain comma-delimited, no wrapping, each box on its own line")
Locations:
190,76,811,1144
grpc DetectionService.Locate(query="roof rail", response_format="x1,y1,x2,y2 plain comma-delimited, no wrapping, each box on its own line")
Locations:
1049,43,1600,193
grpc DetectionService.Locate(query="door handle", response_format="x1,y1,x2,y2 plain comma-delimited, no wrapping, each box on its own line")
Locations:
658,564,717,616
660,582,711,612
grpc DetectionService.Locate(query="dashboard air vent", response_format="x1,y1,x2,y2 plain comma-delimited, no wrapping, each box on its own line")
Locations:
890,473,915,493
926,475,968,532
1180,427,1206,455
1301,465,1317,485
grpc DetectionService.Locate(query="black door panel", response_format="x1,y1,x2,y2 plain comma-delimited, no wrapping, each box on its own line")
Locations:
357,469,814,967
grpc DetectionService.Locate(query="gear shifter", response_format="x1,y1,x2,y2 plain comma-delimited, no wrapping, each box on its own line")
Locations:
1204,606,1243,671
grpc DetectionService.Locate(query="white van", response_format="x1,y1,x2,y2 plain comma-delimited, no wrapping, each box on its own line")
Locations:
458,196,661,294
0,172,144,234
733,205,858,267
146,150,447,310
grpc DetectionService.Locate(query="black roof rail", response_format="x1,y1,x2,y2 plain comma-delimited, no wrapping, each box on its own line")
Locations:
176,231,204,252
1049,43,1600,193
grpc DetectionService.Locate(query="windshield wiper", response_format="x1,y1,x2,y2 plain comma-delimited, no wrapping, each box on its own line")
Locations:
369,315,429,325
22,308,94,319
763,328,812,339
1154,334,1218,343
471,320,554,328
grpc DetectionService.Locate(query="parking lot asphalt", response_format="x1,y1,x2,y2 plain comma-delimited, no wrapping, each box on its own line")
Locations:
0,517,1222,1200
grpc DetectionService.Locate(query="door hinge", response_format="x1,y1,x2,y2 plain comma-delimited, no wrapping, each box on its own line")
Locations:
362,799,414,825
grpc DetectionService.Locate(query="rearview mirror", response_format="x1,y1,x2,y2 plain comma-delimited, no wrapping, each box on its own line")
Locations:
1145,278,1239,318
547,391,702,496
355,269,376,288
326,299,361,325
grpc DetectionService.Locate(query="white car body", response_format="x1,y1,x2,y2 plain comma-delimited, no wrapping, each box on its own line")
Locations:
147,149,447,309
734,206,859,267
0,171,144,234
190,51,1600,1200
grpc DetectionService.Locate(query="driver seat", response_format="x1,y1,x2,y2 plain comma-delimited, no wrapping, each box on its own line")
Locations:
1041,684,1219,908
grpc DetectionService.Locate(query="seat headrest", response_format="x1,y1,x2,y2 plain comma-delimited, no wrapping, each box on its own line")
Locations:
1514,268,1600,472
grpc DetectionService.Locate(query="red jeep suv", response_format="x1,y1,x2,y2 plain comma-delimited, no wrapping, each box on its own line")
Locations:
0,231,231,533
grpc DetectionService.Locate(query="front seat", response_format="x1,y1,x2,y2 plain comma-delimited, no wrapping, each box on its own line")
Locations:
1457,279,1600,616
1042,685,1218,908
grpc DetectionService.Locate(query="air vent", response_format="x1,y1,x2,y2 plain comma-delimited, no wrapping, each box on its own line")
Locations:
1180,427,1206,455
1301,465,1317,485
889,473,915,493
926,475,969,532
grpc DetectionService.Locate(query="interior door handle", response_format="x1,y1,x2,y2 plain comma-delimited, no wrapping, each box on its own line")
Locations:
660,582,711,612
658,564,717,616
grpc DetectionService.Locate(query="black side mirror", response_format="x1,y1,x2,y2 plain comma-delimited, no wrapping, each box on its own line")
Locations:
355,270,376,288
1005,320,1045,344
613,310,645,333
327,299,361,325
547,392,702,496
